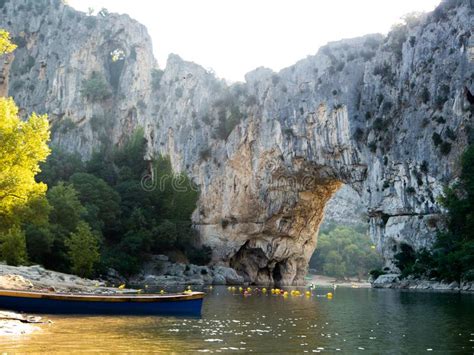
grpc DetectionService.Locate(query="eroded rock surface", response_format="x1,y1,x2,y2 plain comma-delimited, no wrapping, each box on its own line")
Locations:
1,0,473,285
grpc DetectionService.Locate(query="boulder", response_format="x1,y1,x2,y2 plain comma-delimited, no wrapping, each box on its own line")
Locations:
212,274,226,285
213,266,244,285
372,274,400,288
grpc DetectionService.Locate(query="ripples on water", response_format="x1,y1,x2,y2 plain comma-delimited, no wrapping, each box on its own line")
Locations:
0,287,473,353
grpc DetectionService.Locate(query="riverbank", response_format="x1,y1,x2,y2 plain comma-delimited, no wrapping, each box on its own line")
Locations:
128,255,245,287
307,274,371,288
372,274,474,293
0,264,138,336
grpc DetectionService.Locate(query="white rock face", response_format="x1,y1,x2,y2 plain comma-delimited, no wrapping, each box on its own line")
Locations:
1,0,473,285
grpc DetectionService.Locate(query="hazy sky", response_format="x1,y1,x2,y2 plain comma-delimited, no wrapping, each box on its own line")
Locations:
69,0,441,82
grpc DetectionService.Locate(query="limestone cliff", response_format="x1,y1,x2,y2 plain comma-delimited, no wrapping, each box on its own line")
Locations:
1,0,472,285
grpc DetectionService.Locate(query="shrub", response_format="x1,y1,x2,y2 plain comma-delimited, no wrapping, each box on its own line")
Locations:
445,127,456,141
151,69,163,91
354,127,364,141
60,117,76,133
406,186,416,194
420,160,429,173
373,118,386,131
12,36,27,48
433,116,446,124
440,141,452,155
215,106,242,140
368,142,377,152
187,245,212,266
153,220,177,251
0,226,28,266
245,95,257,106
432,132,442,146
419,87,430,104
199,147,211,161
81,71,111,101
271,74,280,85
21,55,35,74
369,269,386,279
66,222,100,278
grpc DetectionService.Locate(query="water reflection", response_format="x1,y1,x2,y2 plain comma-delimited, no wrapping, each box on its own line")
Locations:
0,287,472,353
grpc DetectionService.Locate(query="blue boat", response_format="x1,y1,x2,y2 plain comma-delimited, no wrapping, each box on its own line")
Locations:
0,289,205,316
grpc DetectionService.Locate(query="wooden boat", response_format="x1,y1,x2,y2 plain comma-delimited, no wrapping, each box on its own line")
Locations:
0,289,205,316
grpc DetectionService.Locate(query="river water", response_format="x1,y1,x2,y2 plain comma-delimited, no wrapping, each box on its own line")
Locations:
0,287,473,353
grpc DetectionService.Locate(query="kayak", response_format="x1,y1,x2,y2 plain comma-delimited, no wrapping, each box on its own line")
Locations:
0,289,205,316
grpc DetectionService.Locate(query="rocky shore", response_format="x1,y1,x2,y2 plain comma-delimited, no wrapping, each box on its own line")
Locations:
372,274,474,293
127,255,245,287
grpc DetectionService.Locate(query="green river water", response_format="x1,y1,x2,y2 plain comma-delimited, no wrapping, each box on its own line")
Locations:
0,287,473,353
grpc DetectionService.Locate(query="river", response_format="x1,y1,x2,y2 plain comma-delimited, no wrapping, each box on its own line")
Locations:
0,287,473,353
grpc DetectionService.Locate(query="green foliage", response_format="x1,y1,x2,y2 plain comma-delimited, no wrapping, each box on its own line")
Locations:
0,226,28,266
81,71,111,101
432,132,442,146
397,145,474,281
66,222,100,278
37,147,84,186
151,69,163,91
187,245,212,266
440,141,452,155
309,225,382,280
419,87,430,104
15,125,204,277
70,173,120,232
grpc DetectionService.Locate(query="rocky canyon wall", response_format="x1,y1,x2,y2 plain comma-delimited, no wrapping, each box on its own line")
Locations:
1,0,473,285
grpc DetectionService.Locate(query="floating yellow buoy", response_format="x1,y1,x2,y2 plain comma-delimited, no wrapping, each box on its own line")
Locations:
283,291,289,297
239,287,243,292
327,292,333,298
228,286,232,291
118,284,126,289
262,288,267,293
305,291,311,297
247,287,252,292
160,290,165,294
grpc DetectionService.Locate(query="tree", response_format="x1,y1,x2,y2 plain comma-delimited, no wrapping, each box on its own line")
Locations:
45,183,86,270
152,219,177,250
323,251,346,279
0,98,50,228
309,225,382,279
66,222,100,278
0,226,28,266
0,31,50,229
37,147,84,187
69,173,121,232
0,29,16,55
80,71,111,101
431,145,474,281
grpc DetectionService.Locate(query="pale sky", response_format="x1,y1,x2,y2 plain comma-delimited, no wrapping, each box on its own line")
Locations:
69,0,441,82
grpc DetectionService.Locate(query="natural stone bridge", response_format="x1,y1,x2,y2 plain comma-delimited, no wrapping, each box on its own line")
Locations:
2,0,472,285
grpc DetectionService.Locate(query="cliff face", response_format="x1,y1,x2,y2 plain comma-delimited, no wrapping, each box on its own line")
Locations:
1,0,473,285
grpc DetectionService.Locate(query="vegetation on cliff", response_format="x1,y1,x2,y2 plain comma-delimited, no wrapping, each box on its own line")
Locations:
393,144,474,282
